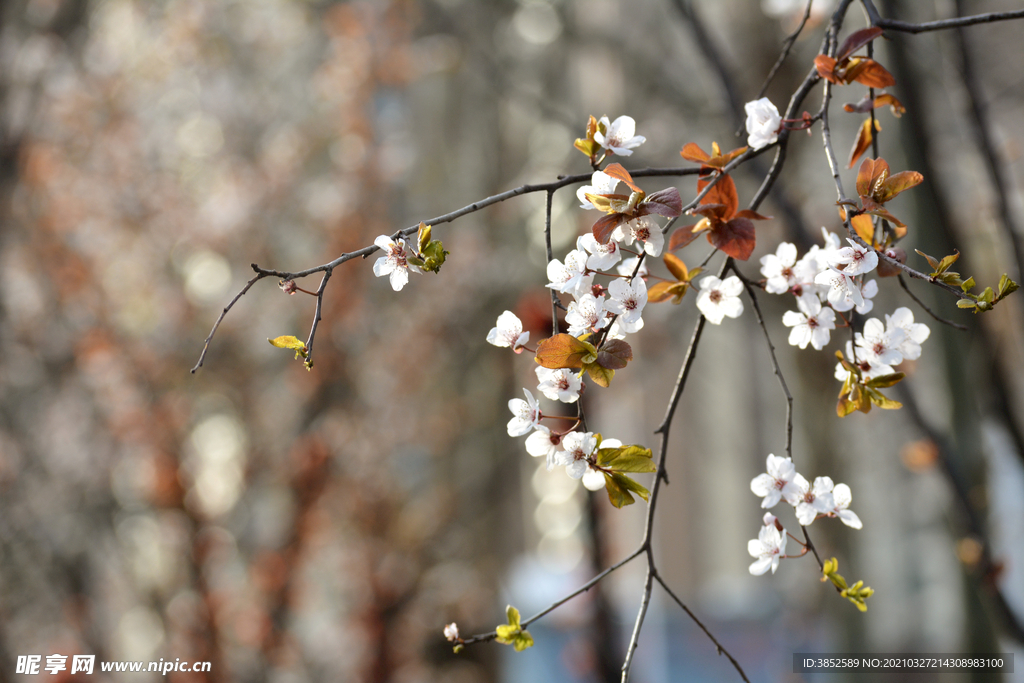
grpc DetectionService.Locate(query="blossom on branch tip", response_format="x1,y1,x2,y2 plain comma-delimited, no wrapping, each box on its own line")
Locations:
831,278,878,315
444,623,460,642
486,311,530,351
744,98,782,151
507,389,542,437
372,235,421,291
751,453,800,509
815,267,864,310
748,523,787,575
782,296,835,350
695,275,744,324
830,483,863,529
535,366,582,403
594,115,646,156
835,341,894,382
557,431,598,480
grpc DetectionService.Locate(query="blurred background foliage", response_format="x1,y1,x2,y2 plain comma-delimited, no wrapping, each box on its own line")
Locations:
1,0,1023,681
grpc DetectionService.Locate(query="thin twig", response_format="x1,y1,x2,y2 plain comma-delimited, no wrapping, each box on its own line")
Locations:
897,275,968,331
303,270,332,367
190,272,270,373
736,0,817,137
458,546,645,646
732,266,794,460
861,0,1024,34
653,571,752,683
544,189,558,333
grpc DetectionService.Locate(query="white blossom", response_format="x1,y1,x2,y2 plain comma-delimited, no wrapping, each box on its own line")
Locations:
830,483,863,529
486,311,529,351
695,275,744,324
594,115,646,156
565,293,609,337
557,432,598,480
760,242,800,294
782,296,836,350
748,523,787,575
745,98,782,150
835,341,895,382
606,277,647,324
885,307,930,361
526,425,565,471
815,267,864,310
579,233,622,270
830,278,878,314
612,218,664,257
785,474,836,526
828,239,878,276
582,438,620,491
855,317,906,367
444,623,460,642
546,247,592,298
507,389,542,437
751,454,801,509
535,366,582,403
372,235,421,291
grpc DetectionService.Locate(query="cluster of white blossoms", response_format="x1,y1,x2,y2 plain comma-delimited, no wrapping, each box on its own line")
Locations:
748,454,862,575
760,228,930,376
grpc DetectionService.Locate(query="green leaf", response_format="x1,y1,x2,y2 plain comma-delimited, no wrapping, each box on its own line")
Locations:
998,274,1020,298
960,276,975,293
935,250,960,274
865,372,905,389
535,334,596,369
505,605,521,629
866,387,902,410
605,472,651,507
584,362,615,387
268,335,308,360
495,605,534,652
979,287,995,304
956,299,977,309
914,249,940,271
595,445,656,473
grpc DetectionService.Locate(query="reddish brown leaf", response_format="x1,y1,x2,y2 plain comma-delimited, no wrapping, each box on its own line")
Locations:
850,59,896,88
535,334,593,369
638,187,682,218
876,170,923,203
733,209,771,221
850,213,875,244
814,54,839,83
669,225,700,251
662,253,689,282
680,142,710,164
848,118,880,169
597,339,632,370
843,96,874,114
865,205,905,228
856,157,889,199
874,93,905,117
690,203,727,222
836,27,884,63
602,163,642,193
592,213,625,244
697,172,738,220
647,281,687,304
708,217,756,261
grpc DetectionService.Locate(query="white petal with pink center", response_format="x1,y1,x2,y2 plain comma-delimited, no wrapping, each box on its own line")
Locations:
594,115,646,156
695,275,744,324
535,366,582,403
486,310,530,350
507,388,542,437
748,523,787,575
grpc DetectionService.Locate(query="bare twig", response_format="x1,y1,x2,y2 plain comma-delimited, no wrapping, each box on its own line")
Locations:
861,0,1024,34
544,189,558,333
303,270,332,367
190,272,271,373
653,571,752,683
897,275,968,331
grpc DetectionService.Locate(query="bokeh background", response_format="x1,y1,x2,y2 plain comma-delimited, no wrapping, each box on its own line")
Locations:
1,0,1023,681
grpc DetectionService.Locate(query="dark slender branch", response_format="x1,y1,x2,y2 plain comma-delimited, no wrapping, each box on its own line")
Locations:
620,567,655,682
737,0,817,136
951,0,1024,286
544,190,558,333
897,275,968,331
190,271,271,373
303,270,332,367
801,526,824,568
669,0,745,130
458,546,645,646
653,571,751,683
732,266,794,460
861,0,1024,34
